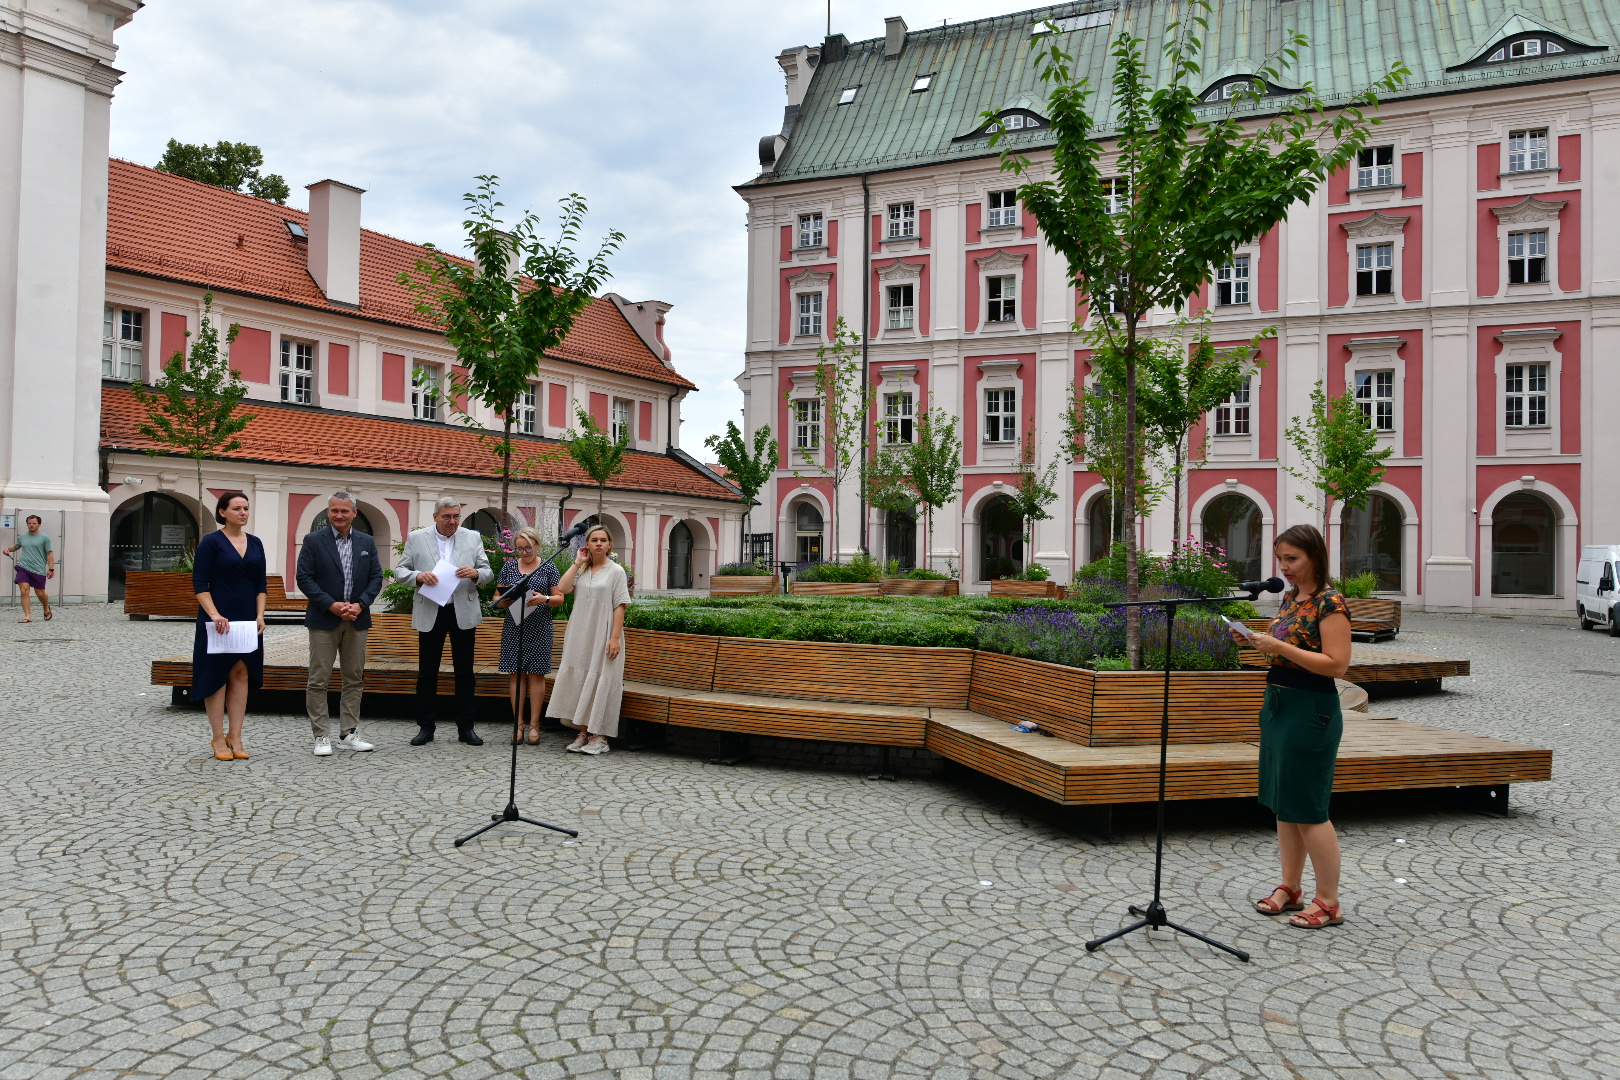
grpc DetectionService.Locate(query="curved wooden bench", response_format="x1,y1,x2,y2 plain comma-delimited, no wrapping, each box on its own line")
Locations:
787,581,883,596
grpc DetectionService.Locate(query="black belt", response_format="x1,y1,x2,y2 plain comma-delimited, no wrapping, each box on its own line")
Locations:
1266,665,1336,694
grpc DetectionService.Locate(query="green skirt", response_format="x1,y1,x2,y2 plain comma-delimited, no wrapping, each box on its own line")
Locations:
1257,683,1343,824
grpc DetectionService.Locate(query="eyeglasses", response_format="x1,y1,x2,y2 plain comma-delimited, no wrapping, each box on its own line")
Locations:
438,513,462,521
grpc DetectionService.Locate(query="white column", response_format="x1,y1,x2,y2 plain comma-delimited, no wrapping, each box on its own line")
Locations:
1425,314,1474,610
1428,110,1473,308
254,478,284,579
1032,339,1072,577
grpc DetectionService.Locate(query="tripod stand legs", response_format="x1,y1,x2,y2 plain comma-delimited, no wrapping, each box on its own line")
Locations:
455,801,578,847
1084,899,1250,961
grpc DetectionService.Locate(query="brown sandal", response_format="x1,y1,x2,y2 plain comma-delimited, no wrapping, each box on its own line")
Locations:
526,724,541,745
1254,884,1305,914
1289,898,1345,929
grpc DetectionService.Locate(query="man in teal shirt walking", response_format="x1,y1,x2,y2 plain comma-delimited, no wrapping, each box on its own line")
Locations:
6,515,54,621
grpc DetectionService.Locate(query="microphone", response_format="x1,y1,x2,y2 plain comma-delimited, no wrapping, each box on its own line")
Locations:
1240,576,1285,596
557,514,599,545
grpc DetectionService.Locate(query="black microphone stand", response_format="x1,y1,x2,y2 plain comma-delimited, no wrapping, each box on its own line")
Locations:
1084,587,1259,962
454,537,582,848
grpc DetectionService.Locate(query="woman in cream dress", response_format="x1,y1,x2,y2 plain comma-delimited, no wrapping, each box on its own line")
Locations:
549,525,631,755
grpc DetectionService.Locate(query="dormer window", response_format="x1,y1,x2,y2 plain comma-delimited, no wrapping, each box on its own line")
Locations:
1488,37,1566,62
954,110,1050,142
284,220,308,240
1200,75,1293,104
1004,113,1040,130
912,73,934,93
837,86,859,105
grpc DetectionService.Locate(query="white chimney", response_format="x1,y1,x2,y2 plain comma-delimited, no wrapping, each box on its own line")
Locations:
305,179,365,308
884,16,908,59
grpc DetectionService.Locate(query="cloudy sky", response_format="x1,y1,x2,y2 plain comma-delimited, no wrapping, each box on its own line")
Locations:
109,0,1014,456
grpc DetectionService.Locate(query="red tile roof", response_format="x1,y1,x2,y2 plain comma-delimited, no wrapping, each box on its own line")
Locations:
105,159,695,389
100,386,740,502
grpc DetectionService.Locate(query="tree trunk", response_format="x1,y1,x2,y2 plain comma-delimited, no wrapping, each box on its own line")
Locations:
597,482,605,518
499,414,513,518
195,458,207,534
1123,316,1141,669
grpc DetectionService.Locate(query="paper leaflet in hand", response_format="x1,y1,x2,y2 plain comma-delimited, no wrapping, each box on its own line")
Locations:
416,558,461,607
507,591,544,625
1222,615,1257,641
205,620,259,654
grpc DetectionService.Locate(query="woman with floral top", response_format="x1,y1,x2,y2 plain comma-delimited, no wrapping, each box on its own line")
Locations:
1229,524,1353,929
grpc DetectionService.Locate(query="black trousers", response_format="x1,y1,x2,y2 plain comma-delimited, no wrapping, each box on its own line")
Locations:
416,604,477,732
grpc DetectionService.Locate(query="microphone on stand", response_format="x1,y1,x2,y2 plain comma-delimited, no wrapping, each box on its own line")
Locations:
1239,576,1286,599
496,515,600,607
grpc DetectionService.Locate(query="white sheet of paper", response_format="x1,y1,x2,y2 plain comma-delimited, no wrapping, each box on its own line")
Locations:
205,620,259,654
1222,616,1257,641
417,558,461,607
507,590,542,625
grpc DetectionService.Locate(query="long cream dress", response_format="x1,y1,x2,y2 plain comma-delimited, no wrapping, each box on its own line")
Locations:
549,559,631,737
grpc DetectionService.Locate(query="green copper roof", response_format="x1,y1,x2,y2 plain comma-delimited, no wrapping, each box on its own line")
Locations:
751,1,1619,186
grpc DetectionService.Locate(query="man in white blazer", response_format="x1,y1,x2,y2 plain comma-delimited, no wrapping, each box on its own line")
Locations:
395,497,493,745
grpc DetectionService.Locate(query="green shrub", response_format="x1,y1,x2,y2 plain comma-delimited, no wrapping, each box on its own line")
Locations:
1020,562,1051,581
1220,599,1260,620
1333,571,1379,599
904,567,950,580
716,557,773,576
793,554,881,584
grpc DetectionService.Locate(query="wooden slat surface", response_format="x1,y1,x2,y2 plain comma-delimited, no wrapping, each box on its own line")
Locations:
711,637,973,708
668,687,928,746
988,580,1061,598
879,579,960,596
263,575,304,612
1088,670,1268,744
709,576,779,595
622,627,718,691
966,651,1093,743
786,582,884,596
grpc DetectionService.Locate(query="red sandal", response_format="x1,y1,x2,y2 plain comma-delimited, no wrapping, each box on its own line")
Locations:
1289,898,1345,929
1253,884,1304,914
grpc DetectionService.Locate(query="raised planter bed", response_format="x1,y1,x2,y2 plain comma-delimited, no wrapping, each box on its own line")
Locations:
880,578,960,597
710,575,779,596
988,579,1062,599
126,570,302,619
1344,597,1402,640
787,581,883,597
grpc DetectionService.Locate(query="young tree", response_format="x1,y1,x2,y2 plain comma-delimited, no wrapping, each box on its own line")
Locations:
129,293,255,527
156,139,290,203
993,0,1404,665
1283,381,1394,545
401,176,621,516
563,405,628,519
704,420,778,553
785,317,873,560
1009,424,1062,553
905,407,963,573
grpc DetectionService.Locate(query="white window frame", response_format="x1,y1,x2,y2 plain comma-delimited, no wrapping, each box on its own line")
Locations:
986,190,1018,228
1507,128,1549,173
1504,362,1550,428
1355,370,1395,431
1356,145,1394,188
1507,229,1549,284
611,398,632,444
279,338,315,404
1102,177,1130,216
883,391,914,445
986,275,1017,323
1356,243,1394,296
796,291,824,338
412,362,440,421
887,201,916,239
1215,257,1250,306
1214,378,1252,436
984,387,1018,443
886,284,914,331
516,384,537,435
102,305,144,380
793,397,822,451
797,212,824,249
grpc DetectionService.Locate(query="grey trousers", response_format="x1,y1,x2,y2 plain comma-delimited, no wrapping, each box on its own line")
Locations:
307,622,368,738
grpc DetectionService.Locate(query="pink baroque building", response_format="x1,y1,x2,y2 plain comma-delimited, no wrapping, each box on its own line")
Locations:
98,161,741,599
735,1,1620,611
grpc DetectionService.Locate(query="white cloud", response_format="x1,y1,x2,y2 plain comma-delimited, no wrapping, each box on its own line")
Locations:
109,0,1011,457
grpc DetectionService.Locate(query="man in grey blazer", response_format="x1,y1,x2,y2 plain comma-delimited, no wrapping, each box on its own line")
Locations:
395,497,493,745
297,491,385,757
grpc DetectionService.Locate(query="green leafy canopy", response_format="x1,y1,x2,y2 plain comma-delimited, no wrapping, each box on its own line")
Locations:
156,139,290,204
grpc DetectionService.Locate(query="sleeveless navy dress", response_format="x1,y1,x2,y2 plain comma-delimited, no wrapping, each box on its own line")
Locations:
189,530,267,702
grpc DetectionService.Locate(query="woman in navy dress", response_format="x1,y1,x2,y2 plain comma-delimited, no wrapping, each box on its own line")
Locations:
191,491,267,761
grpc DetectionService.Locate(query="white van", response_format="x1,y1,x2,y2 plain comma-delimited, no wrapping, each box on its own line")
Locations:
1576,545,1620,634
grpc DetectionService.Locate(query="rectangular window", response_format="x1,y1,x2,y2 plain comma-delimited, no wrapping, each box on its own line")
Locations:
793,398,821,450
515,385,537,435
1214,379,1251,436
884,391,914,444
412,362,439,421
611,398,632,444
1504,363,1549,427
887,201,915,239
101,305,144,380
1215,256,1250,305
1102,177,1130,216
986,190,1018,228
985,388,1017,442
797,212,824,248
885,284,914,330
1507,128,1549,172
1507,229,1549,284
1356,243,1394,295
1356,146,1394,188
986,275,1017,322
797,292,823,337
279,338,315,404
1355,370,1395,431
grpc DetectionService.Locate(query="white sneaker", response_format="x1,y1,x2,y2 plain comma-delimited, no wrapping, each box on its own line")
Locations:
336,728,375,752
581,737,610,755
565,732,589,752
313,736,333,757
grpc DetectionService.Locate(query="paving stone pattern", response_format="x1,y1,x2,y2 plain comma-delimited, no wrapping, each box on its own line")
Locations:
0,607,1615,1079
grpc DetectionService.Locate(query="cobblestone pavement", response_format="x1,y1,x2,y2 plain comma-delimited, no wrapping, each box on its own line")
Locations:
0,606,1615,1080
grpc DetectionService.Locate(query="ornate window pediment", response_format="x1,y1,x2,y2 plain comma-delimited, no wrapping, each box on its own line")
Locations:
1341,211,1410,239
953,108,1049,142
1449,11,1607,69
975,248,1026,275
1491,196,1566,225
876,258,922,283
786,268,832,291
1198,74,1297,104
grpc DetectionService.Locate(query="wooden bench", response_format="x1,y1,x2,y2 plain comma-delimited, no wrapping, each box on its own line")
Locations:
263,575,306,613
710,576,779,596
786,581,883,596
988,580,1063,599
129,571,306,618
